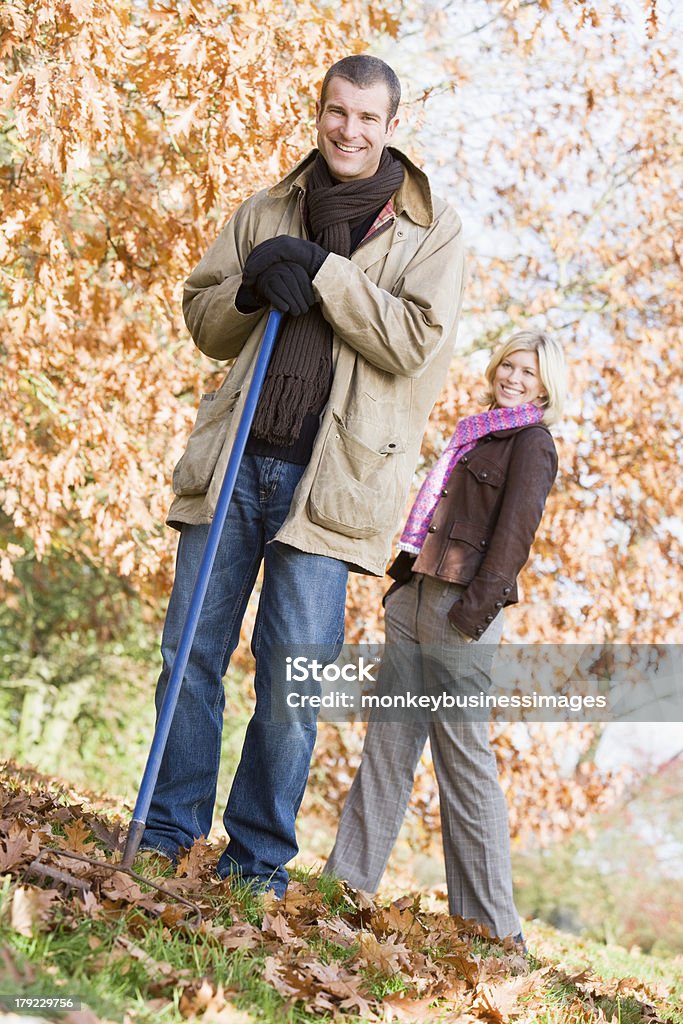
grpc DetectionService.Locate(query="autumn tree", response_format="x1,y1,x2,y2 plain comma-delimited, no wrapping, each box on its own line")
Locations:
402,0,682,645
307,0,683,851
0,0,394,589
2,0,680,853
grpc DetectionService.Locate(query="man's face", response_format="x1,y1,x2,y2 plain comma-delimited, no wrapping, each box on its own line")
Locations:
315,77,399,182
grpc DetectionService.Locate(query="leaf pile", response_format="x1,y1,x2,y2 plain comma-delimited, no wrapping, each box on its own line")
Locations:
0,764,680,1023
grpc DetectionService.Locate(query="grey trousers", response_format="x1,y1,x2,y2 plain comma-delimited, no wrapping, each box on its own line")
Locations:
324,573,520,939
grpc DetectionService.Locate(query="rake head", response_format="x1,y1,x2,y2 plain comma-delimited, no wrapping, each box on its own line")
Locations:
27,846,203,926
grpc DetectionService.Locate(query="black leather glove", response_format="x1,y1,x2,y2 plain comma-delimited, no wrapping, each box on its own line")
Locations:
250,260,316,317
243,235,328,285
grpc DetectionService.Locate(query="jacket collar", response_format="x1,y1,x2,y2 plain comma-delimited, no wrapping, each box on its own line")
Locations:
488,422,550,438
267,146,434,227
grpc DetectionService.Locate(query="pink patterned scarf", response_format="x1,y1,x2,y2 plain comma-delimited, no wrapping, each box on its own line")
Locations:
398,403,544,554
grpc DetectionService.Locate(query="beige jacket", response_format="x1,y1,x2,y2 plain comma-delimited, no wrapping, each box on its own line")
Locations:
169,147,465,576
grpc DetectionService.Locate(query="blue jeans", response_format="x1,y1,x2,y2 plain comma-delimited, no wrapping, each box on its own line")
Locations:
142,455,348,895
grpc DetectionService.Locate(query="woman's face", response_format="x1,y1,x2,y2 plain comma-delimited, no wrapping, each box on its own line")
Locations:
492,349,546,409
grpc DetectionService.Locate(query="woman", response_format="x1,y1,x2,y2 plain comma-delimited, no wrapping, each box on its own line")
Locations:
324,330,566,943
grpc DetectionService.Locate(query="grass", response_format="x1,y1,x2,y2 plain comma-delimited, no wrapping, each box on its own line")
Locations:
1,900,324,1024
525,920,683,1024
307,936,359,965
2,766,683,1024
290,864,358,916
517,978,586,1024
3,873,683,1024
362,968,410,1000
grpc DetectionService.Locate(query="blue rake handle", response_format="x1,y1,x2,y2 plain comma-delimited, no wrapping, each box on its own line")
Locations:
121,309,283,867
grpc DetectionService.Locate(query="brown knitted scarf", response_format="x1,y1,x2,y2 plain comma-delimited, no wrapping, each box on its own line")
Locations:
250,148,405,446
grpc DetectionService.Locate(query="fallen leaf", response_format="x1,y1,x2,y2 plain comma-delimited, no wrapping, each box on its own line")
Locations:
261,911,296,943
84,816,123,852
339,989,378,1017
263,957,309,999
475,974,538,1018
179,978,217,1016
58,819,97,854
308,960,377,1016
383,993,446,1022
101,870,147,902
203,1004,253,1023
217,922,262,950
357,931,411,974
63,1010,100,1024
78,890,102,917
11,885,60,936
316,914,359,946
176,838,213,884
279,885,327,919
0,827,40,871
471,987,505,1024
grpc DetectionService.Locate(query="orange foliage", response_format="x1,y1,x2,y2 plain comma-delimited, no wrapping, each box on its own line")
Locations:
0,0,383,590
2,1,679,849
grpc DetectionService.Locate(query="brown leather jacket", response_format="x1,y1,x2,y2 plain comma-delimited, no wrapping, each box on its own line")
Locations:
387,423,558,639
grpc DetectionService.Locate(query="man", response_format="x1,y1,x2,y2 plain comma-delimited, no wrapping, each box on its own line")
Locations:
141,55,465,896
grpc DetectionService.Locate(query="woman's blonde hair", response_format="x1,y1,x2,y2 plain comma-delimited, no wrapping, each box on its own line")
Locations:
481,330,566,425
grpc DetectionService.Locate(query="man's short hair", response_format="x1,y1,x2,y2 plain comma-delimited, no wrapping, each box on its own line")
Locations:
320,55,401,123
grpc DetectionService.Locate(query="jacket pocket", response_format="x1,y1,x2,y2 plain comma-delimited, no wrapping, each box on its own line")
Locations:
448,520,491,548
436,520,490,581
465,459,504,487
308,413,405,539
172,387,242,497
